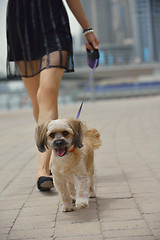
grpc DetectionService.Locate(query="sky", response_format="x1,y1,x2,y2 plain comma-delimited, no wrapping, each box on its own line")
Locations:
0,0,80,77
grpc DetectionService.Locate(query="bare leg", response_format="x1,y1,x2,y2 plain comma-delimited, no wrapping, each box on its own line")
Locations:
22,75,49,179
22,67,64,180
22,74,51,178
37,68,63,123
22,74,40,122
36,68,64,179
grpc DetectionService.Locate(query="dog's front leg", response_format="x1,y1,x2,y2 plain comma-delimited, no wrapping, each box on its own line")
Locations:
54,174,75,212
75,175,90,209
68,182,76,202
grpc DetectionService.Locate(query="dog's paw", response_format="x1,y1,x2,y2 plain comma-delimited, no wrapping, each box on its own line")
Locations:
76,198,89,209
62,204,75,212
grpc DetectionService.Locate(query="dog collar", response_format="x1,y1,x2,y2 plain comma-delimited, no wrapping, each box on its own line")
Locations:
69,146,75,153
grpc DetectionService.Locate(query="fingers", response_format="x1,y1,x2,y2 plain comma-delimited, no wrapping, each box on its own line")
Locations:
85,42,92,50
85,33,99,50
92,40,99,49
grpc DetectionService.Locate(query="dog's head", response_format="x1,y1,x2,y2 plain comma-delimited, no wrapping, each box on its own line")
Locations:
35,119,83,157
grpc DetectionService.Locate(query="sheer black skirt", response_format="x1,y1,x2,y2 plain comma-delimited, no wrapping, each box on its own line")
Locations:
6,0,74,78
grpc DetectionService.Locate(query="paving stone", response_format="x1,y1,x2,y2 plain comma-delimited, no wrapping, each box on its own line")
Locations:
56,235,103,240
8,228,54,239
19,205,57,217
0,234,8,240
57,205,98,223
98,198,137,210
102,219,148,230
152,229,160,239
55,222,101,238
103,228,152,238
99,208,142,222
104,236,155,240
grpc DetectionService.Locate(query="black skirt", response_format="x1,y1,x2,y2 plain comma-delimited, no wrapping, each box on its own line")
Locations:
6,0,74,78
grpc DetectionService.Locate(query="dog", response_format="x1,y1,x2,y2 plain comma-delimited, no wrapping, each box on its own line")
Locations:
35,118,101,212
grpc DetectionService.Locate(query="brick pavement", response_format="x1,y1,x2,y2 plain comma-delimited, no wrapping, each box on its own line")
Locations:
0,96,160,240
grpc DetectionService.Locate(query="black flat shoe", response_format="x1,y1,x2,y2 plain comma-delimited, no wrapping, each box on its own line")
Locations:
37,176,54,191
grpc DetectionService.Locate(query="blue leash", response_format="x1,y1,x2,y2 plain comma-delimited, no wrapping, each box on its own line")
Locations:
76,58,98,119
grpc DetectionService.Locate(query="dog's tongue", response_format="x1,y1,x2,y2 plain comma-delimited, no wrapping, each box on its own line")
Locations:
56,148,66,157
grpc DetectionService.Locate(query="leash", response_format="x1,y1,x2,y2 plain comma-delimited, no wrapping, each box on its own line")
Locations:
76,58,99,119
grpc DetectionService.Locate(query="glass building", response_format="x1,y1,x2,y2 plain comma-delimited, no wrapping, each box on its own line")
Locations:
151,0,160,61
74,0,160,67
129,0,160,63
80,0,133,66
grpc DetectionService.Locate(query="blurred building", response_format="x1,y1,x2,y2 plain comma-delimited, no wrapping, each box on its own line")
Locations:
80,0,132,45
130,0,160,63
76,0,133,67
150,0,160,62
73,0,160,67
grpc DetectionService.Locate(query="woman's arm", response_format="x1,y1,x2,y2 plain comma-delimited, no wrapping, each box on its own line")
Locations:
66,0,99,49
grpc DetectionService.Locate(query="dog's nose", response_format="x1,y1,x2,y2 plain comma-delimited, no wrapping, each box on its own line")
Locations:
54,139,66,148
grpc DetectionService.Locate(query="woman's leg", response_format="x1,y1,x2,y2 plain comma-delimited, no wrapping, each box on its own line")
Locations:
22,67,64,180
22,74,50,179
37,68,64,179
37,68,63,123
22,74,40,122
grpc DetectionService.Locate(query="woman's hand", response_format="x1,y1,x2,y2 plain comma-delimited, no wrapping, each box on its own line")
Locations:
85,32,99,50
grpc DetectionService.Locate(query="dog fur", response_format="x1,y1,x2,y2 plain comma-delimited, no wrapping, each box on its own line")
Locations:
35,118,101,212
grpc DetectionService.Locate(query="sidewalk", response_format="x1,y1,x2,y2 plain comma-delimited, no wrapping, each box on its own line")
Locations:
0,96,160,240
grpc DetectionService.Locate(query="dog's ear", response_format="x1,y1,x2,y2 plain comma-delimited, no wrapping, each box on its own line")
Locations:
69,119,83,148
35,123,49,152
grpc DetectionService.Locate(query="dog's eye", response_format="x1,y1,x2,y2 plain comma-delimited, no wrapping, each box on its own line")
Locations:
62,131,69,137
49,132,55,139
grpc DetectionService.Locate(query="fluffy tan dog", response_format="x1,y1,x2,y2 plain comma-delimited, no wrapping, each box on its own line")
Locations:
35,119,101,212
